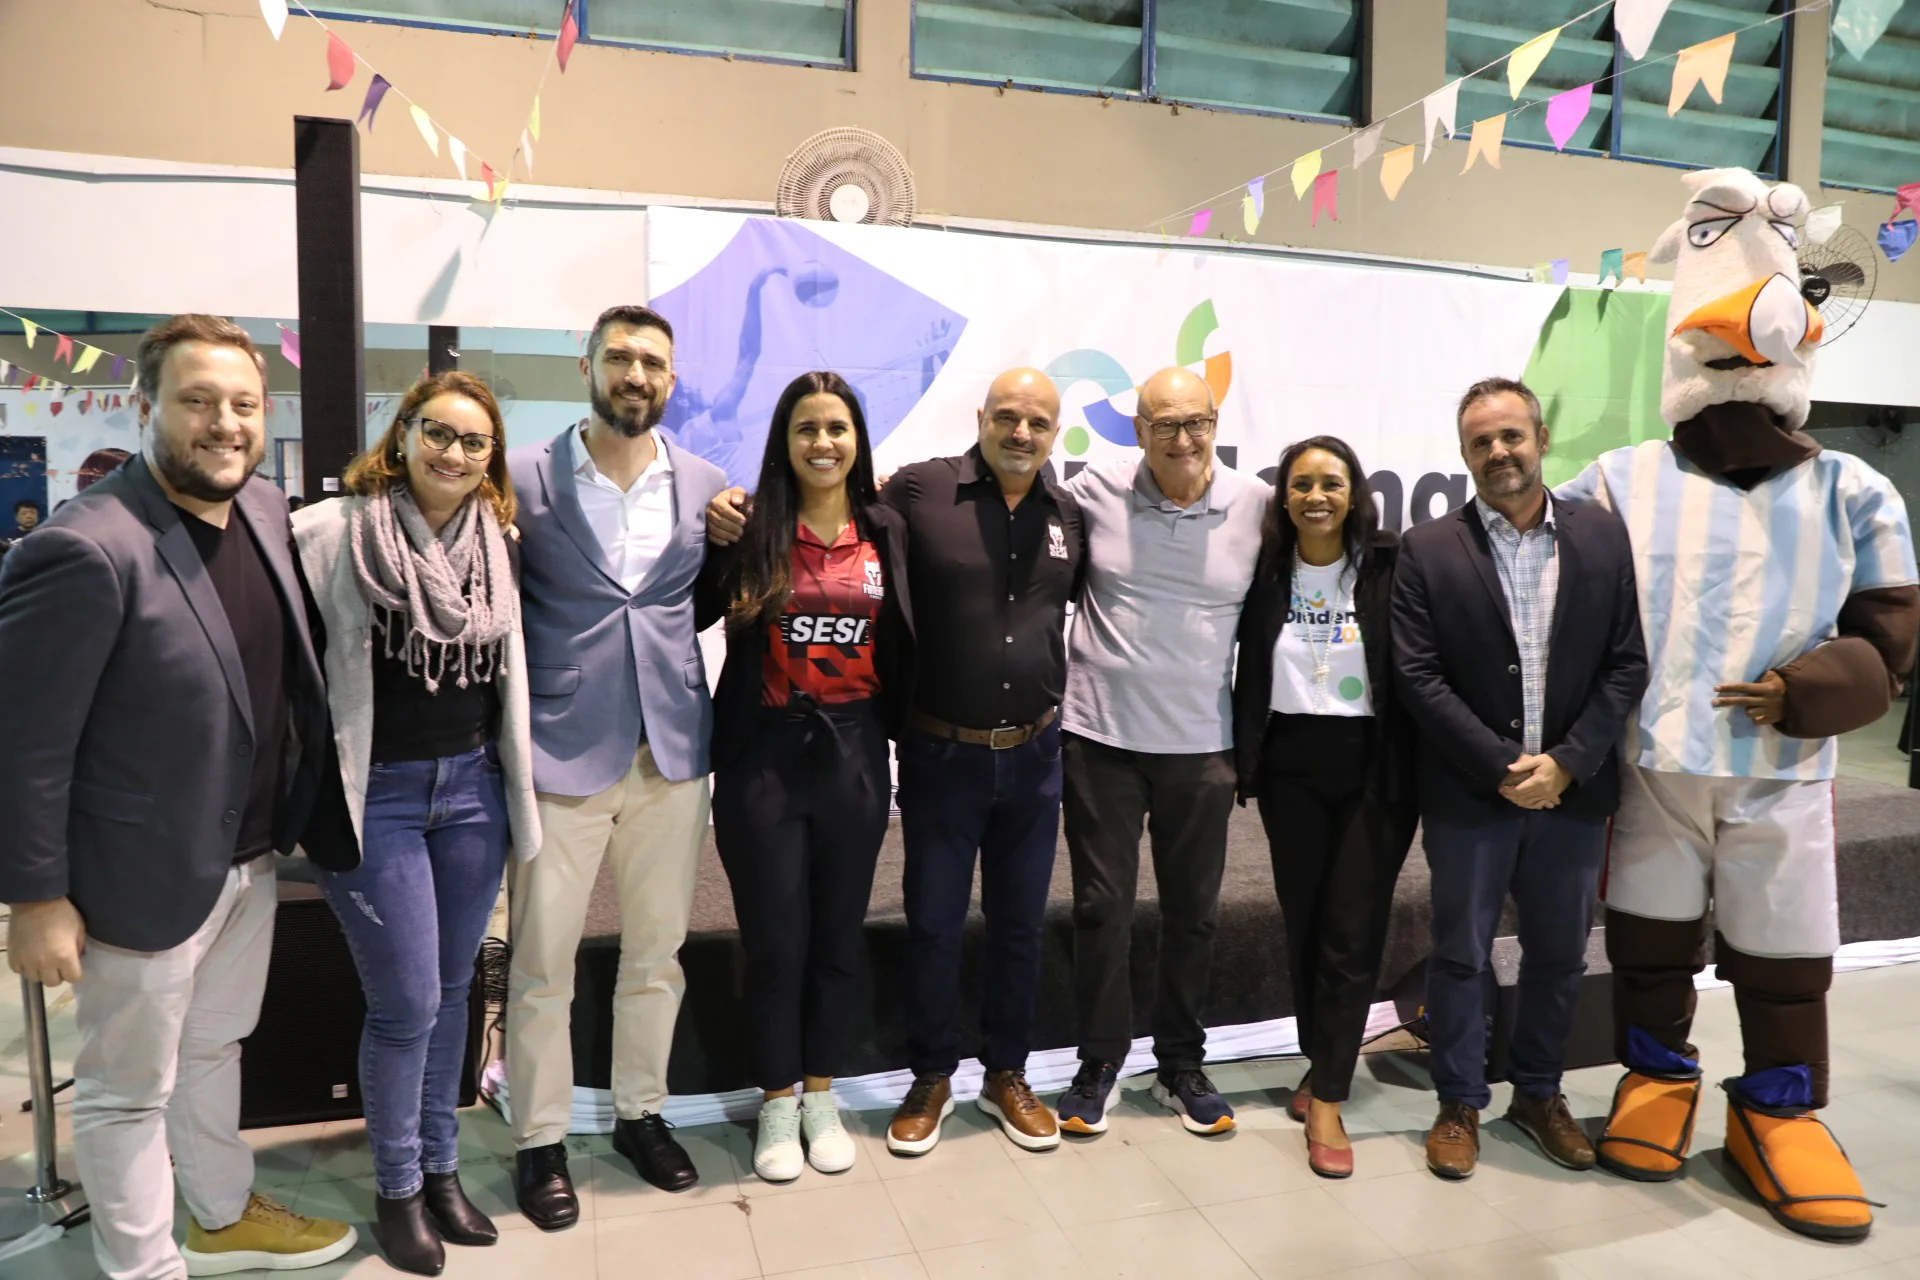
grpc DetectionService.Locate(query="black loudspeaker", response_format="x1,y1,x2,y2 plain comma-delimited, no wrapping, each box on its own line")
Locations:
239,875,485,1129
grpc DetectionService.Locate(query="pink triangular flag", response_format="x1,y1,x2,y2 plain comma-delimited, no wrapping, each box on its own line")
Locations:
558,0,580,71
1186,209,1212,238
1669,33,1735,114
54,335,74,365
1310,170,1338,226
1545,83,1594,151
325,33,356,91
277,324,302,370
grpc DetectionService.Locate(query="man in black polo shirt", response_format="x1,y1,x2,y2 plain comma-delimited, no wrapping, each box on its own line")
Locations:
882,367,1085,1154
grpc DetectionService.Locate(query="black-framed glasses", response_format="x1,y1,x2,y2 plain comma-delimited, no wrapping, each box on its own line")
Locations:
1145,416,1216,441
409,416,495,460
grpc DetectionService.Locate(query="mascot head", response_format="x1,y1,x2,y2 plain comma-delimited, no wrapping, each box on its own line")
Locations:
1651,167,1822,430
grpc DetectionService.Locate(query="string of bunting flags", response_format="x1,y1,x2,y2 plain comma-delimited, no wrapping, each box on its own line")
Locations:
256,0,581,205
1161,0,1910,271
0,307,136,410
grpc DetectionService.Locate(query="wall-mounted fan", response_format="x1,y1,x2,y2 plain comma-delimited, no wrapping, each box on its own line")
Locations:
1799,225,1876,345
775,127,917,227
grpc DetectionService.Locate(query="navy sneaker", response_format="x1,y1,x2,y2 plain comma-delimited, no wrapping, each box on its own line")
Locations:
1057,1060,1123,1135
1151,1068,1236,1134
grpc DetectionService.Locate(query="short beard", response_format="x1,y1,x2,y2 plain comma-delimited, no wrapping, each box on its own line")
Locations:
1479,459,1538,498
591,382,666,439
151,432,259,503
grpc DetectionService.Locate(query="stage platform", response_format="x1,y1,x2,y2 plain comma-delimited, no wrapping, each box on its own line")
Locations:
567,776,1920,1097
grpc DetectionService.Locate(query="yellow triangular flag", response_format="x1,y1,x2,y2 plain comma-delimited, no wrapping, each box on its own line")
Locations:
1242,194,1260,236
72,345,104,374
529,96,541,142
1625,251,1648,283
21,319,38,348
1463,114,1507,172
1291,150,1322,200
1507,28,1559,98
409,103,439,157
1380,145,1415,200
1669,33,1735,115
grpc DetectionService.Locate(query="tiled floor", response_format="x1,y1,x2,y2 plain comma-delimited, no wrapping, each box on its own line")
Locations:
8,963,1920,1277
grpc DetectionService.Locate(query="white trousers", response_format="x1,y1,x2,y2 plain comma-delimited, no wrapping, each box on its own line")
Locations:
505,745,709,1149
70,857,277,1280
1604,764,1838,959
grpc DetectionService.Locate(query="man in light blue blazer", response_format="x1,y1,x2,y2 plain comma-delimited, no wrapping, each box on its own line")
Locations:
504,305,728,1227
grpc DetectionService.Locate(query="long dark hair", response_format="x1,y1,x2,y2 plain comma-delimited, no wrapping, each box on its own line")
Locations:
1258,434,1380,587
727,370,878,628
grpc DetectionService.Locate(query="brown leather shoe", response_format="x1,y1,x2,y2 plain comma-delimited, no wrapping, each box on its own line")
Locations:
1505,1090,1596,1171
1426,1102,1480,1180
886,1073,954,1156
977,1070,1060,1151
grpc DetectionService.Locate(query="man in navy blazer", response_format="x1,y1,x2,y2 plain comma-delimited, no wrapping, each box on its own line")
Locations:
504,305,728,1227
1392,377,1647,1183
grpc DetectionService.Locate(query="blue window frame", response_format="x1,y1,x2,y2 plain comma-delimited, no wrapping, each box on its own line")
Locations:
1822,2,1920,194
1446,0,1791,177
314,0,856,70
911,0,1363,124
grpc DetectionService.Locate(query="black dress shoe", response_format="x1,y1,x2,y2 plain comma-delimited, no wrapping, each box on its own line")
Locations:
422,1171,498,1246
374,1191,445,1276
613,1113,699,1192
513,1143,580,1232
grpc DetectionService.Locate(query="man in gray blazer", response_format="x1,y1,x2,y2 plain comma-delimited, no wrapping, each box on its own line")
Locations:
505,304,729,1226
0,315,355,1279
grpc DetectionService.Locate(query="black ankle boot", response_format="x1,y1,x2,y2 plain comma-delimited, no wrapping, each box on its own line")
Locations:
422,1171,498,1246
374,1191,445,1276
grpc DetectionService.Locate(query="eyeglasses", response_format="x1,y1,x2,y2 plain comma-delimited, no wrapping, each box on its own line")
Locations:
409,416,496,460
1145,416,1217,442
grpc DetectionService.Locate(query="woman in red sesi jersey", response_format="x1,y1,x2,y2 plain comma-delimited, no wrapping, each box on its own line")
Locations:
697,370,909,1183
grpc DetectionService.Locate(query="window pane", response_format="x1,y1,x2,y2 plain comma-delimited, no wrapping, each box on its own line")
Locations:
1616,0,1785,173
1446,0,1614,151
1154,0,1360,120
914,1,1145,93
592,0,850,65
319,1,557,34
1822,1,1920,192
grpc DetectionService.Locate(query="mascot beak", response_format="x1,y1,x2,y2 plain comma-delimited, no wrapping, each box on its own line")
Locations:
1672,274,1825,369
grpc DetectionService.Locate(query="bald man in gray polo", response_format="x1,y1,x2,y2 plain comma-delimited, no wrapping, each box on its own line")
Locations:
1054,366,1270,1139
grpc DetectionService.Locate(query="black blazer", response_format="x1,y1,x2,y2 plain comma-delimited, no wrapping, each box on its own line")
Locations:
1390,497,1648,823
1232,531,1415,805
697,503,913,772
0,459,332,951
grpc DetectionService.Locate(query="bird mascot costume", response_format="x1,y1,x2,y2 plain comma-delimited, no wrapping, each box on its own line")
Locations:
1560,167,1920,1241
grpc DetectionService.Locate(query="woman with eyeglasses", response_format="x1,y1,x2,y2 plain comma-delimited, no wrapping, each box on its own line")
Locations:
695,370,905,1183
1230,435,1417,1179
292,372,541,1275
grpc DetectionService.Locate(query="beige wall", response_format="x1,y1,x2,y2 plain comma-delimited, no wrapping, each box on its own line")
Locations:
1,0,1911,302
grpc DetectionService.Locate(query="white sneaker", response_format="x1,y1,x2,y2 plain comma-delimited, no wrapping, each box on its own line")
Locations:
754,1095,805,1183
801,1090,858,1174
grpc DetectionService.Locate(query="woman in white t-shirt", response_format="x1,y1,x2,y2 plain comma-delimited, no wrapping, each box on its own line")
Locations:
1231,435,1418,1179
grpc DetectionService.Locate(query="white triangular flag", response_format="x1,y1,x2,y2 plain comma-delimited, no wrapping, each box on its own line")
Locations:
409,104,439,156
520,130,535,177
1615,0,1674,60
259,0,288,39
1422,81,1461,161
448,136,468,181
1351,122,1384,169
1807,203,1845,246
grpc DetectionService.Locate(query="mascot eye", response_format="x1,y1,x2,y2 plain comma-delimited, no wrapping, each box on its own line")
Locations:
1687,217,1738,248
1769,219,1800,249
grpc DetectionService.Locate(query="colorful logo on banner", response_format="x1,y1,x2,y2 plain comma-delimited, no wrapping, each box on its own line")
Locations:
652,218,970,489
1044,299,1234,455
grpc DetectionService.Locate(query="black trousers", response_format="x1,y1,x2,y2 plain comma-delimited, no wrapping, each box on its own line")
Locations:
711,701,890,1091
1063,732,1236,1070
1254,714,1416,1102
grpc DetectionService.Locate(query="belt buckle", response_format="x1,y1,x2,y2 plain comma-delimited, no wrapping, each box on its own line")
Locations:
987,724,1021,751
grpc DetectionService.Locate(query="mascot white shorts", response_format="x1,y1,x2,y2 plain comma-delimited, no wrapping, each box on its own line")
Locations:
1604,764,1838,958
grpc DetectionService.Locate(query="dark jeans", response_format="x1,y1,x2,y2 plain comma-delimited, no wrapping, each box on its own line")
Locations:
1254,714,1416,1102
897,719,1064,1077
313,744,510,1199
712,702,889,1091
1422,805,1607,1110
1063,732,1235,1070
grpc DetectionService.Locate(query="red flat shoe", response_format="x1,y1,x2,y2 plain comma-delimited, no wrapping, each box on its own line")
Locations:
1287,1075,1312,1124
1307,1130,1354,1179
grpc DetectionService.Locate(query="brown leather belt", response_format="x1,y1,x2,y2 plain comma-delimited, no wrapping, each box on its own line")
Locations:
911,707,1057,750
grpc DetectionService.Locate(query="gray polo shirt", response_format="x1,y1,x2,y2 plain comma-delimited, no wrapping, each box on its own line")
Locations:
1062,458,1271,753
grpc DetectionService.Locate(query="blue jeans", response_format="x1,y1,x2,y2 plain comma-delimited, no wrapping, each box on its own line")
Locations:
897,720,1064,1078
314,745,510,1198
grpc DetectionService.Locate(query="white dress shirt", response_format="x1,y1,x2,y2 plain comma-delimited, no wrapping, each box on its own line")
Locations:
573,424,677,593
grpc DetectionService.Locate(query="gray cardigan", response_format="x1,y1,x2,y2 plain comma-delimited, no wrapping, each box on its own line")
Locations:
292,495,542,862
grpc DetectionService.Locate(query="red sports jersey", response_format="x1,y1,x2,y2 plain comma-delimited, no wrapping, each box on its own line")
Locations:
761,519,884,707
